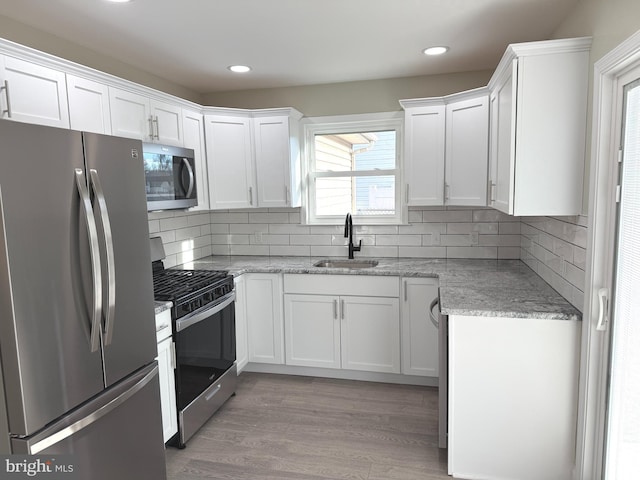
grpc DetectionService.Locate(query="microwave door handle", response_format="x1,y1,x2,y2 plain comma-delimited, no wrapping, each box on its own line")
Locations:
89,169,116,346
74,169,102,352
181,157,195,198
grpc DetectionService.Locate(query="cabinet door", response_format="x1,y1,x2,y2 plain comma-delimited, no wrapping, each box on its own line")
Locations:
246,273,284,364
182,108,210,211
489,62,517,214
108,87,152,140
284,294,341,369
0,55,69,128
253,116,291,207
150,99,183,146
401,278,439,377
66,75,111,134
341,296,400,373
234,276,248,373
403,104,445,206
204,114,255,209
156,337,177,443
445,95,489,206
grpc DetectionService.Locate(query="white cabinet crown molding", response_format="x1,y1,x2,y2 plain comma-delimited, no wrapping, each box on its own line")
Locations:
399,86,490,110
488,36,593,90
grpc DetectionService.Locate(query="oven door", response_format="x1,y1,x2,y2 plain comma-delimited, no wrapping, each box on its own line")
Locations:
174,292,236,410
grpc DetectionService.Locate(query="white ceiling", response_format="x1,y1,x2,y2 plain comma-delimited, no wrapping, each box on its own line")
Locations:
0,0,580,94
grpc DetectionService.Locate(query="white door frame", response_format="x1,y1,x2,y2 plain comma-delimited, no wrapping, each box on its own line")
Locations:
576,28,640,480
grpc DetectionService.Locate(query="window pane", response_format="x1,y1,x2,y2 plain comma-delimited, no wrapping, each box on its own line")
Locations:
315,175,395,216
314,130,396,172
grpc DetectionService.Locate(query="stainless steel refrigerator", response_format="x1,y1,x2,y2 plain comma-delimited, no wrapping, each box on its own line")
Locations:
0,120,167,479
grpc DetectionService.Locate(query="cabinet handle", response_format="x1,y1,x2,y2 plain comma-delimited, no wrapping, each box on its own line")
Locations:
405,184,409,203
444,183,450,202
171,341,177,369
490,182,496,203
340,299,345,320
148,116,154,139
249,186,253,206
285,186,289,204
333,299,338,319
1,80,12,118
153,116,160,140
404,281,408,302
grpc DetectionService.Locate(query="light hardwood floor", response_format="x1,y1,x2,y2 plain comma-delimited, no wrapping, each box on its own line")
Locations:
165,372,449,480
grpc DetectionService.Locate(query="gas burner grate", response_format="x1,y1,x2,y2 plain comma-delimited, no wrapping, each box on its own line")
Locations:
152,269,230,301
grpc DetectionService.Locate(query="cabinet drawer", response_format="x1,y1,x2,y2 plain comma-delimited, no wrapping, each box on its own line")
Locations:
283,274,399,297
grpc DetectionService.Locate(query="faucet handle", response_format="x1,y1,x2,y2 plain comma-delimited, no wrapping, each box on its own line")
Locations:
354,239,362,252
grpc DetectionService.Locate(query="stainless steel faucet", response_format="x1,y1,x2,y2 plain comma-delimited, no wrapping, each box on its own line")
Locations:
344,213,361,259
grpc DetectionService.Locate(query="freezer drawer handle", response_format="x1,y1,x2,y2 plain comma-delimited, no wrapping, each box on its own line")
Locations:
74,169,102,353
89,169,116,346
429,298,439,328
29,365,159,454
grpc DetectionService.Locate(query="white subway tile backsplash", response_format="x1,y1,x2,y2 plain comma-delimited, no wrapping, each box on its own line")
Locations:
248,212,290,224
422,210,473,223
447,222,498,234
290,234,332,245
398,246,447,258
269,245,311,256
229,223,270,234
149,206,588,315
375,235,421,246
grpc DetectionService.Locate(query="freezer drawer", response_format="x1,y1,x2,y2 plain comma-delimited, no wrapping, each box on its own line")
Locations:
11,363,167,480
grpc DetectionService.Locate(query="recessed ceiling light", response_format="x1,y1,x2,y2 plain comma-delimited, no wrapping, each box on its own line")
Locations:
105,0,132,3
423,46,449,56
228,65,252,73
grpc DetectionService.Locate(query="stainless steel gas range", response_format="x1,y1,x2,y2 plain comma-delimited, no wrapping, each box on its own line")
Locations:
150,237,236,448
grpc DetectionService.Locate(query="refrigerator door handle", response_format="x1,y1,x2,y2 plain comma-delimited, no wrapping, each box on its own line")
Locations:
89,169,116,346
28,365,159,454
74,168,102,353
181,157,195,198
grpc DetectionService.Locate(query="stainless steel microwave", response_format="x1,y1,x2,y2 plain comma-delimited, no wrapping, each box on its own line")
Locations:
143,143,197,211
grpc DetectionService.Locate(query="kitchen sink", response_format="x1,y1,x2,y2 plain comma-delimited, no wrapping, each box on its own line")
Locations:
313,259,379,269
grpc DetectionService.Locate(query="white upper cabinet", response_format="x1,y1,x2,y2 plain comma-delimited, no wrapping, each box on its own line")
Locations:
182,108,209,211
400,89,489,207
150,99,183,146
204,108,303,210
0,55,69,128
401,101,445,206
487,37,591,216
108,87,152,141
66,75,111,134
445,91,489,206
109,87,183,145
253,112,303,208
204,112,255,209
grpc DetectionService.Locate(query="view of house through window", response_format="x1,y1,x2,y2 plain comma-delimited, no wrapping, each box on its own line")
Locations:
310,129,398,220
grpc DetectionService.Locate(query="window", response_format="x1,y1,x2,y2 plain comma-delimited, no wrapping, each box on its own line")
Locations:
304,113,403,224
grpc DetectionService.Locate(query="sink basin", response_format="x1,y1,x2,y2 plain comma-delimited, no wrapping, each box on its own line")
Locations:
313,259,379,269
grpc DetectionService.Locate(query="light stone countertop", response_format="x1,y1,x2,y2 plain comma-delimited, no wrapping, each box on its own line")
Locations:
175,256,581,321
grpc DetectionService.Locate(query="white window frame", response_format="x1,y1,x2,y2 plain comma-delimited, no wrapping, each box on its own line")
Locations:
302,111,405,225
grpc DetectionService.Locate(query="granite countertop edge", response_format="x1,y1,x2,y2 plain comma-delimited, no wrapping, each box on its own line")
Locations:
176,256,582,321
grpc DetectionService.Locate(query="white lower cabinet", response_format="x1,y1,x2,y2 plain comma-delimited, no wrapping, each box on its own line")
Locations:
154,308,177,443
283,275,400,374
246,273,284,365
284,294,341,369
340,296,400,374
448,314,581,480
234,276,249,373
401,277,439,377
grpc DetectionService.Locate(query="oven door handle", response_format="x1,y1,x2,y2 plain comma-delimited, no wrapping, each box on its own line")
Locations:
175,291,236,332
